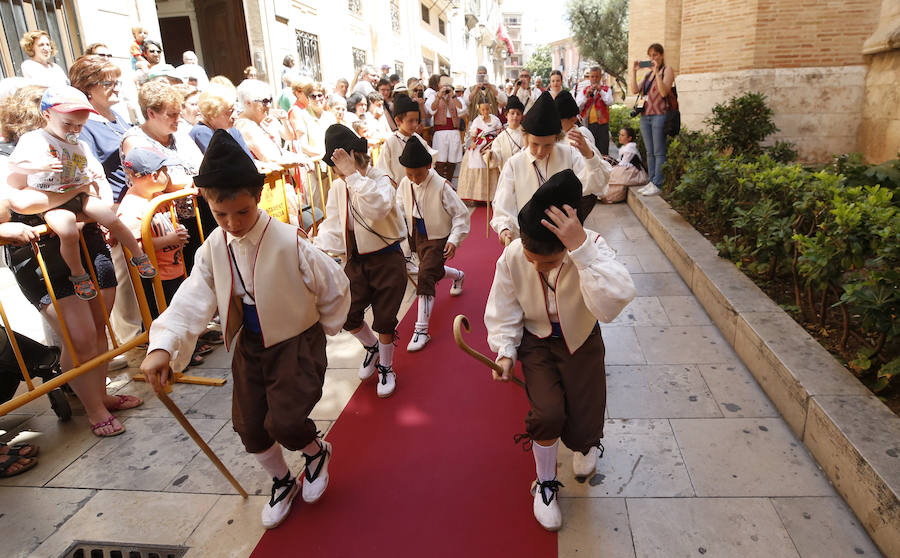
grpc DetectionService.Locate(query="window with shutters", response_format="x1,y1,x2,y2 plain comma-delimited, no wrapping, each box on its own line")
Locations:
390,0,400,34
352,47,367,73
0,0,80,78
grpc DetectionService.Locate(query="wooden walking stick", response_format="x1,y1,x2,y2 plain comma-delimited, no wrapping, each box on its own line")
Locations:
157,383,249,498
453,315,525,389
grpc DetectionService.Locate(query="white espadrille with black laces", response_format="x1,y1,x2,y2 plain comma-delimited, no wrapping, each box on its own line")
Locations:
301,439,332,504
261,472,299,529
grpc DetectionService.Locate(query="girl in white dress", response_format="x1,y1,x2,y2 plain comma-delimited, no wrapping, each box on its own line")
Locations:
457,99,502,202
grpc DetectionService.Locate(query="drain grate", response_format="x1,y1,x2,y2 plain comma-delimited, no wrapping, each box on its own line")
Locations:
58,541,189,558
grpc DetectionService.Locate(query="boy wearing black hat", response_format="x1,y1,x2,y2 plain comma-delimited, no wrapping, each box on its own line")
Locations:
491,91,611,246
484,169,635,532
140,130,351,530
397,136,469,351
554,90,599,157
488,94,526,169
314,124,408,397
375,94,433,186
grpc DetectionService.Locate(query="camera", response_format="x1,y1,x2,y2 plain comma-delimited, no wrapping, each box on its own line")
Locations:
630,105,645,118
515,79,521,86
638,60,653,68
417,91,424,99
480,85,486,91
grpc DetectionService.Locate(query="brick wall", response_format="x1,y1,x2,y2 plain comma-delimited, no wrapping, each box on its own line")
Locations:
678,0,881,74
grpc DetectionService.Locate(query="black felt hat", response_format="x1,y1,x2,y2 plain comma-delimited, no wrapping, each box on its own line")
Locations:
324,124,368,167
554,90,579,119
522,91,561,136
392,94,420,118
399,135,432,168
505,94,525,113
193,129,265,190
517,169,584,243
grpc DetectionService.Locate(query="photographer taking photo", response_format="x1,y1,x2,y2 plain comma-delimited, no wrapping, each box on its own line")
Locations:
512,69,540,113
428,76,463,180
576,66,614,156
467,65,505,122
629,43,675,195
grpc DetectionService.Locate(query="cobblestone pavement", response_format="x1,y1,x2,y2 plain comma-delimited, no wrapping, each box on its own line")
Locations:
0,203,883,557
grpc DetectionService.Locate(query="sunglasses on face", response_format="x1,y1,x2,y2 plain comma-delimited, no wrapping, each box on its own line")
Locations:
98,80,122,88
310,93,325,99
414,88,424,93
147,50,160,54
95,53,113,59
253,98,273,105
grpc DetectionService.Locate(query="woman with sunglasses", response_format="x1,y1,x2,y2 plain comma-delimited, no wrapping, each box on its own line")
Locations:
234,79,299,165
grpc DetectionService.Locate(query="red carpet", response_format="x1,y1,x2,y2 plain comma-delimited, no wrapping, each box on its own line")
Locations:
251,207,557,557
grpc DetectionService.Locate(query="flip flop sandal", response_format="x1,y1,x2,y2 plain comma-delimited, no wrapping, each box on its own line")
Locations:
0,455,38,478
90,415,126,437
185,352,205,368
105,394,143,412
194,343,214,356
199,330,224,345
130,254,158,279
69,274,97,300
0,442,39,458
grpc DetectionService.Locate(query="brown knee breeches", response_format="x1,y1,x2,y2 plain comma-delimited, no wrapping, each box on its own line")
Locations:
518,325,607,452
231,323,327,453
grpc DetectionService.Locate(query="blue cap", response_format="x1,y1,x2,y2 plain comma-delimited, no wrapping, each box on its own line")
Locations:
122,148,178,176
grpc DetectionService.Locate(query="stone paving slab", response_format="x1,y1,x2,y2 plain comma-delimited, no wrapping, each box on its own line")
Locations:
606,365,722,419
558,498,636,557
771,496,883,558
670,418,833,497
0,486,94,558
627,497,801,558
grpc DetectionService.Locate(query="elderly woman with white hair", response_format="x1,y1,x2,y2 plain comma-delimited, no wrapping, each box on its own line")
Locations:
234,79,299,165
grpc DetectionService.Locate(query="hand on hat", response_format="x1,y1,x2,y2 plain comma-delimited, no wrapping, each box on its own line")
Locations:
541,204,587,252
331,148,357,177
567,129,593,159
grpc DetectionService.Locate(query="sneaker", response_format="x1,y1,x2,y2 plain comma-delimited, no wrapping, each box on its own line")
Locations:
358,343,379,380
376,364,396,398
406,330,430,352
450,271,465,296
261,472,299,529
638,183,661,196
573,446,598,477
301,440,332,504
531,478,564,531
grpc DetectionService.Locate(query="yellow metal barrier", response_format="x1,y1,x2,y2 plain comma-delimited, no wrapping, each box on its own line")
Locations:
0,214,247,497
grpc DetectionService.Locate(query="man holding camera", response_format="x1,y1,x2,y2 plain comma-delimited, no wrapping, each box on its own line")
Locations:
576,66,614,156
467,66,506,122
512,69,541,113
428,78,464,180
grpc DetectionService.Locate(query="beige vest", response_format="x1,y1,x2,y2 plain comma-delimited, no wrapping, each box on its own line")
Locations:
335,167,407,254
399,170,452,240
207,217,319,350
513,144,578,211
505,238,599,354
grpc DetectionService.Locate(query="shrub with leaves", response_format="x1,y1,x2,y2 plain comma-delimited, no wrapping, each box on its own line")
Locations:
705,92,779,157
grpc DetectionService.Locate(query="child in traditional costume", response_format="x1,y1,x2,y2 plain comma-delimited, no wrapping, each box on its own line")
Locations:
484,169,635,531
141,130,351,529
457,98,502,202
313,124,408,398
396,136,469,351
490,91,611,246
487,95,526,170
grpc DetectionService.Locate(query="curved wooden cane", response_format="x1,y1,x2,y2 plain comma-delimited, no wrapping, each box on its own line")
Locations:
452,315,525,389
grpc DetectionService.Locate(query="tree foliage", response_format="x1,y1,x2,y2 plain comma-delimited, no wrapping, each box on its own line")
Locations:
566,0,629,90
524,45,552,83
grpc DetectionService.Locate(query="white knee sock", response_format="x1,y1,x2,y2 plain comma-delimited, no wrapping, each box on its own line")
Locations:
415,295,434,332
444,266,462,280
532,439,559,482
379,340,395,368
255,442,290,479
353,322,378,347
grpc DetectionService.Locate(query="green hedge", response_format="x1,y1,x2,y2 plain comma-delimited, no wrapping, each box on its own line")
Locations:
662,93,900,394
